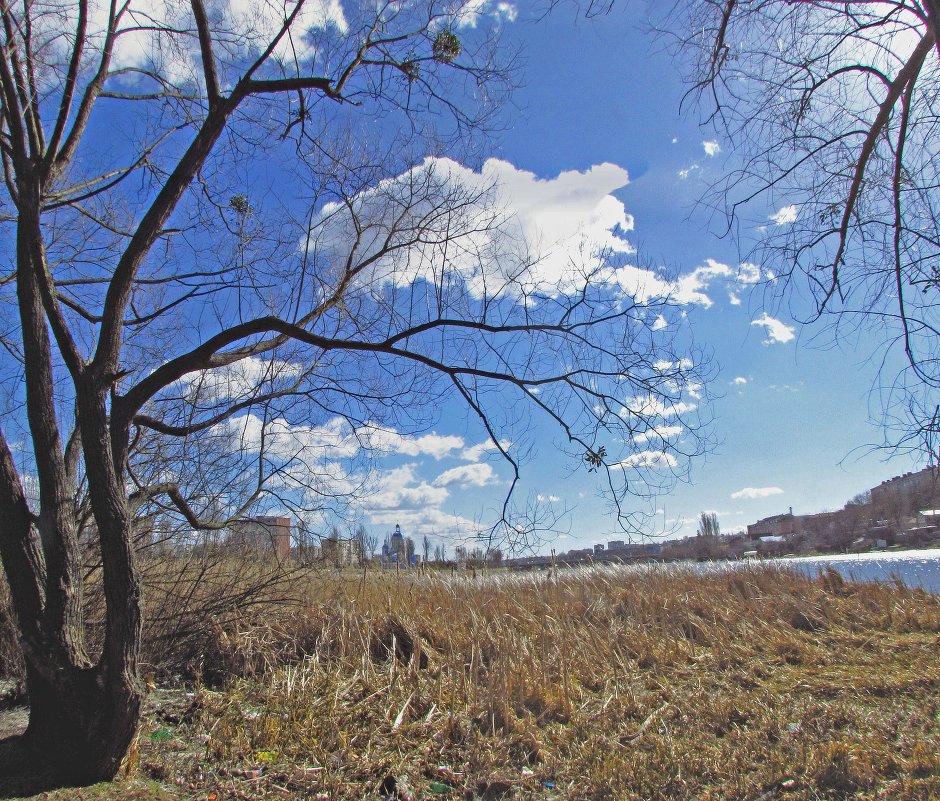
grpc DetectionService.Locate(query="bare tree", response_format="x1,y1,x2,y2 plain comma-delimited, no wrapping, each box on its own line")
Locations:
355,523,377,561
696,511,720,539
422,534,433,563
694,510,720,558
667,0,940,458
0,0,707,786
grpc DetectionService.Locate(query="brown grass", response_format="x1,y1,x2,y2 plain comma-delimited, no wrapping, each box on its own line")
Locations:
121,563,940,800
4,562,940,799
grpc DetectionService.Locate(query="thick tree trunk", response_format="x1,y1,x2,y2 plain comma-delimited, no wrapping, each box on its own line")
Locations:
20,658,141,785
0,180,145,786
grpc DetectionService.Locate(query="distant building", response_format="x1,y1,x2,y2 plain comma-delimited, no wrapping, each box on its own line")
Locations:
870,466,939,510
605,542,661,559
747,511,795,539
382,523,409,566
917,509,940,527
321,535,363,567
230,515,291,561
564,548,594,560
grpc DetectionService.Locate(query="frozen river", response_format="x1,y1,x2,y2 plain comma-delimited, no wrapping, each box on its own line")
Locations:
779,548,940,593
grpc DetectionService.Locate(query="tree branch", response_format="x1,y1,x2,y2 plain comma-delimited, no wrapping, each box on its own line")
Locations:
44,0,88,173
189,0,220,111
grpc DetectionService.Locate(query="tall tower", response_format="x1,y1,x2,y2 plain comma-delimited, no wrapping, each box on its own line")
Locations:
389,523,405,564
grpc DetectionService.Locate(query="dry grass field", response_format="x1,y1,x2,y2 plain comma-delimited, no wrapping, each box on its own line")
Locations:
3,563,940,800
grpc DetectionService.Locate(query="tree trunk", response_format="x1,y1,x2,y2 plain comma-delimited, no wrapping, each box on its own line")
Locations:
16,656,141,785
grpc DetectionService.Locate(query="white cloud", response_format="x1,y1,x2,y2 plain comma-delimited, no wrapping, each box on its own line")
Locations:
365,427,464,459
625,395,697,420
434,462,496,488
678,164,700,180
752,313,796,344
536,493,560,503
223,413,361,461
614,450,678,469
652,315,668,331
220,414,465,462
310,157,637,299
227,0,348,59
602,257,749,309
731,376,748,386
673,258,734,307
368,464,450,509
452,0,517,27
365,507,476,539
703,140,721,156
730,486,784,500
633,424,683,444
182,357,303,403
624,258,767,310
312,157,781,314
728,291,741,305
769,205,798,225
55,0,349,89
737,262,764,284
495,2,518,22
356,465,480,538
461,438,510,462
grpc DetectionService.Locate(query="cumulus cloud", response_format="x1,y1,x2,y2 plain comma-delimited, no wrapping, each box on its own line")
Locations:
433,462,496,488
311,157,640,299
638,258,769,309
45,0,521,94
357,465,480,537
731,376,748,386
752,313,796,344
365,427,464,459
220,414,466,462
367,464,449,509
769,205,798,225
182,357,303,403
730,486,784,500
672,258,734,307
536,493,561,503
452,0,518,27
737,262,764,284
703,140,721,156
633,424,683,444
625,395,697,420
223,413,361,461
47,0,350,88
614,450,678,469
312,156,782,314
461,439,510,462
652,315,668,331
226,0,348,58
365,507,476,539
678,164,700,180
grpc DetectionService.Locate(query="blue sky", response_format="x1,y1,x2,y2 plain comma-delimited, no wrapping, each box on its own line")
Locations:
337,1,925,551
3,0,926,556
